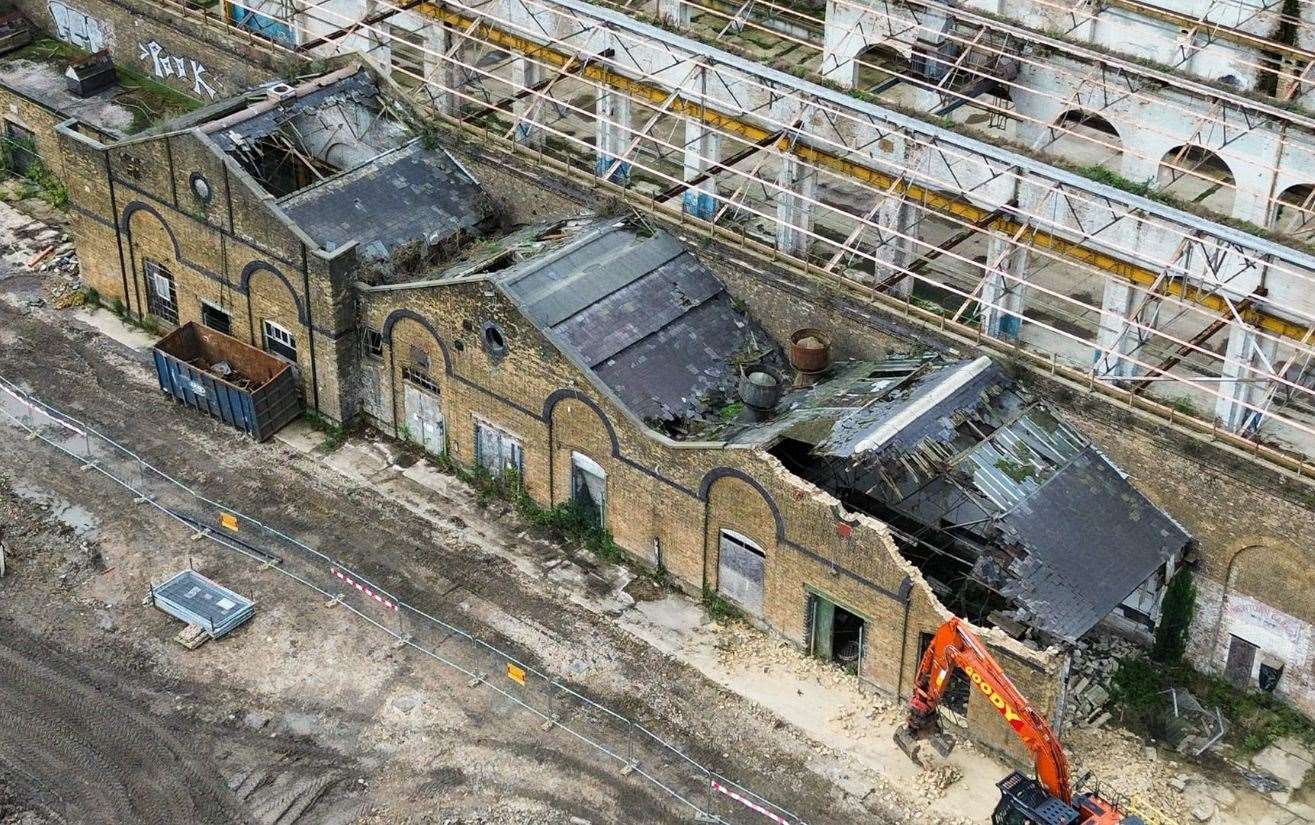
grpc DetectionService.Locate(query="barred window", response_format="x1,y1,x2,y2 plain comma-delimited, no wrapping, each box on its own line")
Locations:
365,329,384,358
145,260,178,324
402,366,439,394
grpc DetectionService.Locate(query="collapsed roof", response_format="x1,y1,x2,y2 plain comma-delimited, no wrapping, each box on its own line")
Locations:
436,214,1188,644
761,356,1191,642
189,64,496,267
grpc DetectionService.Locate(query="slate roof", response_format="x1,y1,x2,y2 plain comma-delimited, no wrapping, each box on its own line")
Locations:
497,220,771,426
998,447,1189,640
278,141,495,261
734,354,1191,642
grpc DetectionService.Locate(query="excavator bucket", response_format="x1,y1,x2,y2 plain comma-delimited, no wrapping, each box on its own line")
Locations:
894,725,957,767
893,725,920,760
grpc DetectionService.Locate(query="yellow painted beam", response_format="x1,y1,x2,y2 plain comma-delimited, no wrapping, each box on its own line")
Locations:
421,3,1312,342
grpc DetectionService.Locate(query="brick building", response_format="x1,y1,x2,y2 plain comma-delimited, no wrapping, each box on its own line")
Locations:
8,0,1313,737
57,59,496,420
352,214,1073,757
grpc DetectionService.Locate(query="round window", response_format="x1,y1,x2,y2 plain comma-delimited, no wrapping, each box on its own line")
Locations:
481,321,507,360
189,172,212,204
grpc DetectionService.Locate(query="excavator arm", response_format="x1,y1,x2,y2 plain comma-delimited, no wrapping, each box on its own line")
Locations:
898,617,1073,803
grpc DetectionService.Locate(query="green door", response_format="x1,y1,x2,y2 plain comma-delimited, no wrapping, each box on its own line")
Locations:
811,594,835,661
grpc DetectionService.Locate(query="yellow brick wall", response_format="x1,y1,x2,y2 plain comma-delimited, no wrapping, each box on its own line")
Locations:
359,278,1064,764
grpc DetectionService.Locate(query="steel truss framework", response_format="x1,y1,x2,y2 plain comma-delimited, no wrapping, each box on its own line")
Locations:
157,0,1315,454
689,0,1315,234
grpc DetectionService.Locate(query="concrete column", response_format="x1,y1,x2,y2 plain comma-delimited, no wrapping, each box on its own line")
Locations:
874,194,918,298
511,54,544,147
1120,144,1161,189
1215,321,1279,434
820,0,859,89
682,119,720,220
979,233,1029,341
776,152,817,256
657,0,691,26
423,23,455,116
595,85,632,183
1092,278,1152,379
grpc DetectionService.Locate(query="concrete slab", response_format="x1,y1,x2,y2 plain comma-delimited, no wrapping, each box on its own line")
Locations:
274,419,324,455
72,307,157,351
1251,737,1315,791
322,440,394,479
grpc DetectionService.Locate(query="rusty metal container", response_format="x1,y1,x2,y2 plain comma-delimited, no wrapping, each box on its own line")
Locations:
789,328,832,374
152,322,301,441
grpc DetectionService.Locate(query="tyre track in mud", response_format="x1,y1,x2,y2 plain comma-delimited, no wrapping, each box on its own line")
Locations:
0,618,253,825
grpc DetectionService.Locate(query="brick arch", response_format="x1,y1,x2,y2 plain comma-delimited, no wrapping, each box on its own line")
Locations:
239,261,307,326
1207,538,1315,661
121,201,181,260
542,388,621,457
380,308,452,376
698,467,785,543
1223,540,1313,618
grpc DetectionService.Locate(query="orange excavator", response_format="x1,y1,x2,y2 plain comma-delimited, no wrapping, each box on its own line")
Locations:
895,617,1144,825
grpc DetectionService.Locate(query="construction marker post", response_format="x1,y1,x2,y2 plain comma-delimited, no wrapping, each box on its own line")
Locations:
711,780,793,825
695,770,719,823
543,678,560,731
621,719,638,776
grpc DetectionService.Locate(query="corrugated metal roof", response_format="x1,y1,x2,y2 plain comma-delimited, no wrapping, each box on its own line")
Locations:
814,357,1004,457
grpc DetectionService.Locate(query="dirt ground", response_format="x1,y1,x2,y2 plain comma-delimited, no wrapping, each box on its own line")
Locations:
2,195,1308,825
0,242,884,823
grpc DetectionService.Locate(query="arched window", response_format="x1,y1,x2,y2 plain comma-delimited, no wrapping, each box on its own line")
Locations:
1048,110,1123,171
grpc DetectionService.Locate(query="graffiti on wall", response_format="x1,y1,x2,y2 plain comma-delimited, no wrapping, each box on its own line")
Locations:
48,0,111,52
137,40,218,99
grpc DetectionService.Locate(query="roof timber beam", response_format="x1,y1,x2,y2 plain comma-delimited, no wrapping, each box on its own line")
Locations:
417,0,1314,342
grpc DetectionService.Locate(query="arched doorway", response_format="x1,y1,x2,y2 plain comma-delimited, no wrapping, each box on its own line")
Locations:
854,44,910,93
1157,145,1236,215
1048,109,1123,171
1273,183,1315,241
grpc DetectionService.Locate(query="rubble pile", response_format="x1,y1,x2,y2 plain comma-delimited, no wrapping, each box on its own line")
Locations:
1063,634,1139,730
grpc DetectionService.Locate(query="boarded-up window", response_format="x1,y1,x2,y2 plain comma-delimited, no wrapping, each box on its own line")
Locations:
570,451,606,528
718,530,764,616
475,419,523,479
1225,635,1258,688
3,121,37,175
201,301,232,335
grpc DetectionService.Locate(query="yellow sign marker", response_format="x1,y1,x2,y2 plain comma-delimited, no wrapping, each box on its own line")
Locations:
219,513,239,532
506,663,526,685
